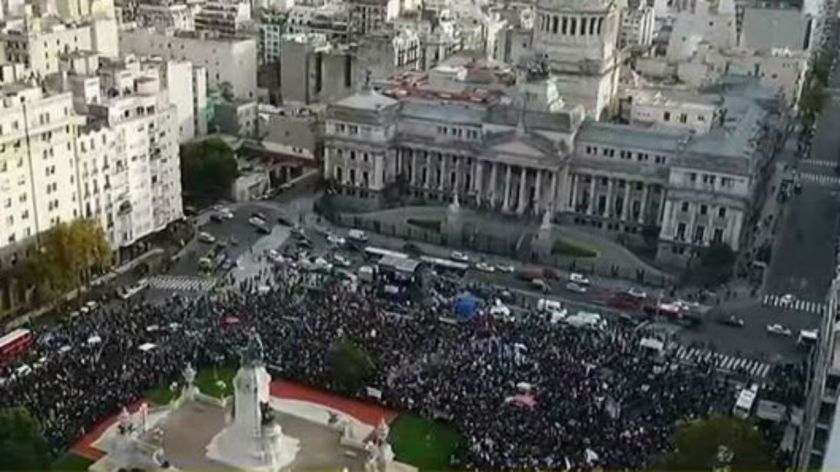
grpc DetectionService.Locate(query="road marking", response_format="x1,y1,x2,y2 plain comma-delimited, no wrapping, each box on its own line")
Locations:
799,172,840,187
148,275,216,292
672,346,771,379
762,293,825,314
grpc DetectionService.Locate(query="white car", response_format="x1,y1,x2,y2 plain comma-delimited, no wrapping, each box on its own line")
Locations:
565,311,607,330
333,253,352,267
450,251,469,262
198,231,216,243
218,207,234,219
475,262,495,273
628,287,647,299
767,324,792,336
531,278,549,292
569,272,590,285
781,294,795,305
495,263,516,273
565,282,588,294
327,234,346,246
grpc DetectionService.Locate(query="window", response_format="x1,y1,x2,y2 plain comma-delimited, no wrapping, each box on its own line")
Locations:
348,125,358,135
713,228,724,243
676,223,686,240
718,207,726,218
681,201,689,212
693,225,705,242
689,173,697,182
679,113,688,124
663,111,671,122
700,204,707,215
697,115,706,122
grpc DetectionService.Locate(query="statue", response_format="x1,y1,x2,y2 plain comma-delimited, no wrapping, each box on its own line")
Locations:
448,192,460,214
540,207,553,230
241,329,265,367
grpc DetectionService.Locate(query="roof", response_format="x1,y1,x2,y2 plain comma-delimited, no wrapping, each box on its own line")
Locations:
401,100,487,125
333,90,398,111
378,255,421,273
486,105,576,133
740,7,809,52
576,120,686,153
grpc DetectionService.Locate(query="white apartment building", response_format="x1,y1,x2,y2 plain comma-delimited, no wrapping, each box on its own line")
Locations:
0,83,85,268
739,6,811,52
256,7,286,65
0,11,119,77
620,3,655,49
119,27,258,99
284,3,348,41
136,1,195,31
194,0,252,37
665,0,737,61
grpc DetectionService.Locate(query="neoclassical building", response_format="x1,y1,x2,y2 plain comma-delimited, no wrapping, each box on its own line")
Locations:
323,78,782,265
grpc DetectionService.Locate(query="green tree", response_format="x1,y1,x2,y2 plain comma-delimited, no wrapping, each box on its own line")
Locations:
180,139,238,198
24,219,112,299
692,242,736,287
665,415,771,470
0,407,50,470
329,340,375,392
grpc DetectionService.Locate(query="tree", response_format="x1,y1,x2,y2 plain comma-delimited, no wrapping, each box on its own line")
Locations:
665,415,771,470
180,139,238,198
329,340,375,392
24,219,112,299
692,242,736,287
0,407,50,470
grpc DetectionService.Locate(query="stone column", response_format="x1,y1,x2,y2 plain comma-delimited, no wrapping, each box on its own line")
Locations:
569,173,577,210
534,169,542,214
604,178,614,217
489,162,499,205
638,183,649,224
657,187,667,224
621,181,631,221
503,164,512,211
661,200,674,237
439,153,447,191
452,156,460,192
411,150,419,186
475,160,484,204
517,167,529,214
550,170,559,211
587,175,596,215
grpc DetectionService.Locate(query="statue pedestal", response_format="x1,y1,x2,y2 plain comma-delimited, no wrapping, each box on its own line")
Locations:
206,423,299,472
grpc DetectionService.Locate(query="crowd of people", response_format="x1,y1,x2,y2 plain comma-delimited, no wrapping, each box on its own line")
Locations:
0,254,736,470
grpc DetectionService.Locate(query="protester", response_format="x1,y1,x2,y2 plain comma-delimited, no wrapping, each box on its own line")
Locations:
0,257,734,470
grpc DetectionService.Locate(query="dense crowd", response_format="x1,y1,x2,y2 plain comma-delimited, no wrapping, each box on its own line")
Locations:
0,257,735,470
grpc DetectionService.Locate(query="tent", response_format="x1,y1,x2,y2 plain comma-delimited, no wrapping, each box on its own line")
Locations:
505,394,537,409
454,294,481,320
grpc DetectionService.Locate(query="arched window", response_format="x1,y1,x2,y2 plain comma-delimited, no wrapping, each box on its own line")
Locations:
590,17,597,35
562,16,568,34
579,18,587,35
597,17,605,34
569,17,577,35
552,16,559,33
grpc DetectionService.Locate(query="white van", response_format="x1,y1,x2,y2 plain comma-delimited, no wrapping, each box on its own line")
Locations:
348,229,369,242
564,311,606,330
537,298,563,313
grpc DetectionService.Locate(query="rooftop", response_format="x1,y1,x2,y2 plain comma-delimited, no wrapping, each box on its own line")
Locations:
576,120,687,153
333,90,398,111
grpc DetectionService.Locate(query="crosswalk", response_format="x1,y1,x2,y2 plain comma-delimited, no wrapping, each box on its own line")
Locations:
147,275,216,292
800,159,838,168
673,345,771,379
761,294,826,314
798,172,840,186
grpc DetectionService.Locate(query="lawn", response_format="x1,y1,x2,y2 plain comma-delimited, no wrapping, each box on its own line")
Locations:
144,366,237,405
388,414,465,470
552,238,599,258
51,452,94,471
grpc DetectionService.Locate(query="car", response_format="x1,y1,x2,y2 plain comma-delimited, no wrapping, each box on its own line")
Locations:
475,262,496,273
627,287,647,299
256,224,271,235
565,282,588,294
495,263,516,273
297,238,313,249
569,272,590,285
618,313,639,326
450,251,469,262
327,234,346,246
198,232,216,243
251,211,267,221
767,324,792,336
531,278,549,292
347,229,369,242
209,213,224,223
218,208,234,219
333,253,352,267
781,293,795,305
277,215,294,226
717,315,745,327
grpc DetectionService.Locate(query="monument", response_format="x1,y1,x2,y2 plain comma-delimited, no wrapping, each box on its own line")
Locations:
534,208,555,259
206,330,300,471
445,192,464,246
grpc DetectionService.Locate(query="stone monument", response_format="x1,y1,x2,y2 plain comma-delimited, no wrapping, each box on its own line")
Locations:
364,420,397,472
445,192,463,246
206,330,300,471
534,208,554,259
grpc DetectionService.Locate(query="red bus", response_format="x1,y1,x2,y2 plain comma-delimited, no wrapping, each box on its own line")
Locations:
0,329,34,363
608,292,645,311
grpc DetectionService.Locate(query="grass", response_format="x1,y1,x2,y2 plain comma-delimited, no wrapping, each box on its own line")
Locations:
552,238,598,258
388,414,466,470
144,366,237,405
51,452,94,471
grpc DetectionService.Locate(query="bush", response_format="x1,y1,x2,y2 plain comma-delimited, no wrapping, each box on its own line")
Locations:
552,239,598,258
664,415,771,470
329,340,375,392
692,242,736,286
180,138,238,198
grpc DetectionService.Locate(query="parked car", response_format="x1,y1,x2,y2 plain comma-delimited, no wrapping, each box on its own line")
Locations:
627,287,647,299
333,253,352,268
531,278,549,292
210,213,224,223
475,262,495,273
327,234,346,246
276,215,294,226
565,282,588,294
450,251,469,262
198,232,216,243
218,208,234,219
716,315,745,327
767,324,792,336
495,263,516,273
569,272,590,285
251,211,267,221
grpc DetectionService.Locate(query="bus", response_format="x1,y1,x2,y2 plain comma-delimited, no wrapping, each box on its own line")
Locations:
733,383,759,419
364,246,408,260
0,329,34,363
419,255,469,273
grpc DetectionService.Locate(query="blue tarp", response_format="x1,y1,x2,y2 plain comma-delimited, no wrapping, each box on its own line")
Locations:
454,294,481,320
